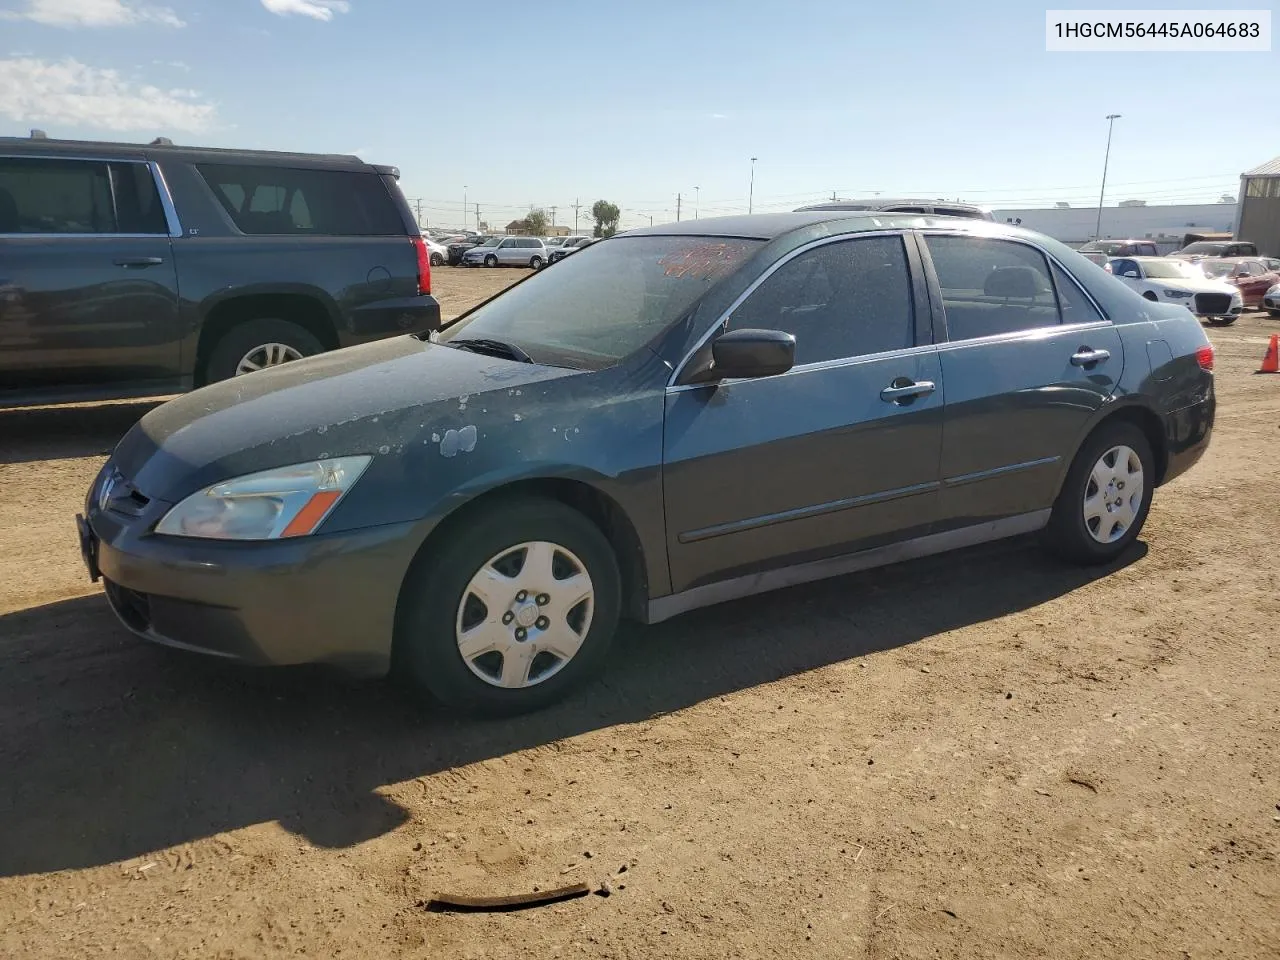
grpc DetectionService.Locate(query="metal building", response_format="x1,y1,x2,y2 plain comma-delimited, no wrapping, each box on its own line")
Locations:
1235,156,1280,256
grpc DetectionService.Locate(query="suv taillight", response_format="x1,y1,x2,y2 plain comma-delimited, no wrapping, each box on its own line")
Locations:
412,236,431,295
1196,345,1214,370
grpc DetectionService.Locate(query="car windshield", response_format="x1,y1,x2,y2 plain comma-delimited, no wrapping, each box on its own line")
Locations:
1081,241,1124,254
1181,242,1225,255
477,237,501,246
1200,260,1235,278
1140,260,1197,279
436,235,764,370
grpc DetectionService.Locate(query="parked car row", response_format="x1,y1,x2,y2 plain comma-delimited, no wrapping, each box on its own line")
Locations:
1104,253,1280,324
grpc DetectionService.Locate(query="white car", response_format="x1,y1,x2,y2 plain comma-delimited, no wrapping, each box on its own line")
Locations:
420,235,449,267
1107,256,1243,326
1263,283,1280,317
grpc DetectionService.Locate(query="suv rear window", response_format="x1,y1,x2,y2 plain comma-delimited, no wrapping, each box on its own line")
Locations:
197,164,402,236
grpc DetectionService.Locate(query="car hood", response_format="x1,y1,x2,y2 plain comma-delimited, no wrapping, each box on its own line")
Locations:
1152,276,1239,295
114,335,582,502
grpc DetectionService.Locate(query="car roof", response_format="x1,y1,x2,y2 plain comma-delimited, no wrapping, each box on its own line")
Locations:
795,197,987,210
621,210,1011,242
0,135,376,171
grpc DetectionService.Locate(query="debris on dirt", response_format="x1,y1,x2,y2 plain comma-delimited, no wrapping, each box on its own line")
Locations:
920,666,931,673
595,881,613,898
1068,777,1100,794
1035,789,1052,797
617,863,628,874
412,842,422,851
1006,692,1013,699
583,850,593,859
425,882,591,913
942,908,958,919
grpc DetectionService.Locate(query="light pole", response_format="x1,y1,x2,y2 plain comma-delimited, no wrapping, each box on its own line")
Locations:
694,186,700,219
1094,114,1121,240
463,185,468,231
748,158,757,214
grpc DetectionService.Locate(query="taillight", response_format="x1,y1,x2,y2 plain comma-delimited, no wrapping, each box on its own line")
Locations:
1196,345,1214,370
412,236,431,295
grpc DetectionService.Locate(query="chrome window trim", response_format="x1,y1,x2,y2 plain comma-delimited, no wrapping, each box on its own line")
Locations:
932,319,1113,354
666,342,936,394
149,161,183,238
917,228,1112,328
0,153,179,239
666,228,912,388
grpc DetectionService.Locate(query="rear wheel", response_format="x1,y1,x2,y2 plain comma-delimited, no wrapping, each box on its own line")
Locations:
1268,309,1280,318
204,318,323,383
394,497,621,715
429,252,443,266
530,255,544,270
1043,420,1154,565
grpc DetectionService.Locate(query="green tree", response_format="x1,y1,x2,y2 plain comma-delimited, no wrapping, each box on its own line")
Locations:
591,200,620,238
524,208,549,236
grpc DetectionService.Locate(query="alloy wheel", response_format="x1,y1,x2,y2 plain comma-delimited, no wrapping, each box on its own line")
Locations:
235,342,304,375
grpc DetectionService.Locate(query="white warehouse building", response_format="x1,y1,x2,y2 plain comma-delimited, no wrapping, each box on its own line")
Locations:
990,203,1236,250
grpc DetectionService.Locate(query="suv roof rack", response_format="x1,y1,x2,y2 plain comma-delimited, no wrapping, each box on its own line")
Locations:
0,134,361,164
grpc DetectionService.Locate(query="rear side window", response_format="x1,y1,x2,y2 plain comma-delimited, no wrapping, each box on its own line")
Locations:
925,235,1060,340
197,163,402,236
1050,262,1105,324
0,157,113,233
728,235,915,364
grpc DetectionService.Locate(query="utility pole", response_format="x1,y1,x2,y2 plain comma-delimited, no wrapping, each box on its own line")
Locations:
474,203,480,232
694,186,700,219
676,192,682,222
550,205,557,228
831,191,837,201
748,157,758,214
1095,113,1122,240
572,198,581,233
412,198,422,226
648,215,653,227
463,185,468,230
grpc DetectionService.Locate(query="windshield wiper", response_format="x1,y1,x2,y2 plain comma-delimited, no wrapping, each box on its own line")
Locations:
446,337,534,363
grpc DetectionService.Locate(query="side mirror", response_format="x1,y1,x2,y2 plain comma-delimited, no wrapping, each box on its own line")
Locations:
705,328,796,381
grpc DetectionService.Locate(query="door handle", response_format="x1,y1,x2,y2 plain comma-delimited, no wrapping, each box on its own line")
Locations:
1070,347,1111,366
880,379,936,403
113,256,165,267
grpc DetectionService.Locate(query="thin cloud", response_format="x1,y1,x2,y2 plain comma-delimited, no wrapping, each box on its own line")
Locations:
710,113,728,119
0,57,215,133
260,0,349,20
152,58,191,71
0,0,184,27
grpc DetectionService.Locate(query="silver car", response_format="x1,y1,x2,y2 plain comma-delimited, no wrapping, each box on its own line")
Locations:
462,236,548,269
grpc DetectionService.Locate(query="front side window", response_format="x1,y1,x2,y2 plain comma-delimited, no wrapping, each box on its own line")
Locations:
1111,258,1139,278
437,235,762,370
727,235,915,365
0,157,113,234
197,163,401,236
925,235,1061,340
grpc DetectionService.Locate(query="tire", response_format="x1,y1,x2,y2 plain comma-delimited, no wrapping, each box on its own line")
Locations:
1206,316,1237,326
204,318,324,383
1142,291,1158,301
394,497,621,716
1268,309,1280,317
529,255,544,270
1043,420,1154,565
484,254,498,268
429,252,443,266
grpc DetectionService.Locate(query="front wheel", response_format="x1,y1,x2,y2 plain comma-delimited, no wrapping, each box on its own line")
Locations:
484,254,498,268
1043,420,1154,565
394,497,621,716
429,252,443,266
1206,316,1237,326
1142,291,1158,302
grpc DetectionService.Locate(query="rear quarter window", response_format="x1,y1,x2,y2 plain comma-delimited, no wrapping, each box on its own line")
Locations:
197,163,403,236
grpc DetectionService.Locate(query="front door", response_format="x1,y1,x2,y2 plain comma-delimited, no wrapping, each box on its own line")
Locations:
0,156,180,394
662,233,944,593
919,232,1124,529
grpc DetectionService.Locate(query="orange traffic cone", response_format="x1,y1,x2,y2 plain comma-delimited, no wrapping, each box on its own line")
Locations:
1260,334,1280,374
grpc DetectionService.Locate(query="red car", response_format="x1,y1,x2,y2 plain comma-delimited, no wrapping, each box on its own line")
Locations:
1198,257,1280,308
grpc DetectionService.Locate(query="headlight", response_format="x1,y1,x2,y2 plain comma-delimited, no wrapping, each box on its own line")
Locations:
155,456,371,540
1162,289,1193,299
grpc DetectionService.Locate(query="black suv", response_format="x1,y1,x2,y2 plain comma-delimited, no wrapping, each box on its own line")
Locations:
0,135,440,408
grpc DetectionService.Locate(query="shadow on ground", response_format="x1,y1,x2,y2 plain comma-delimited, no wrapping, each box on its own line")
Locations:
0,536,1146,876
0,400,163,465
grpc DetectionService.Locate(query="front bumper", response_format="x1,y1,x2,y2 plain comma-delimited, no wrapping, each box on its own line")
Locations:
343,293,441,346
1264,293,1280,311
79,473,428,674
1188,291,1242,318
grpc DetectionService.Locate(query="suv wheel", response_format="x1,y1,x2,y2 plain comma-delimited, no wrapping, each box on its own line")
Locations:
205,318,324,383
394,497,621,716
1043,420,1154,565
484,254,498,268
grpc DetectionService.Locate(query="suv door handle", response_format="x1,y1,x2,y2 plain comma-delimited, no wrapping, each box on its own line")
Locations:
880,379,936,403
113,256,165,267
1070,347,1111,366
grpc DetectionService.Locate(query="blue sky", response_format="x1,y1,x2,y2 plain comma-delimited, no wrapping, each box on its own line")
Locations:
1,0,1275,230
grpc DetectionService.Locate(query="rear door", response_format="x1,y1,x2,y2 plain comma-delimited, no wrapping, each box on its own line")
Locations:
662,232,943,593
920,232,1124,530
0,156,180,393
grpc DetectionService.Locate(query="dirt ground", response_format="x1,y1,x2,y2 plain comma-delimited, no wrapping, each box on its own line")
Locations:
1,268,1278,959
